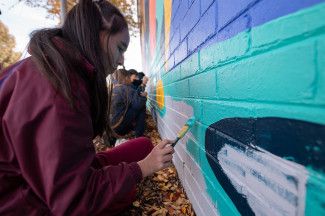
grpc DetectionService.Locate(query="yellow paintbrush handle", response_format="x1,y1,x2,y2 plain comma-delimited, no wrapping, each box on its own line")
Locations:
177,125,189,138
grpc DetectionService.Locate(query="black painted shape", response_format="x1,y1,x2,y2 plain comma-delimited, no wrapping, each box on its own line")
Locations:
205,117,325,215
254,118,325,171
205,125,255,216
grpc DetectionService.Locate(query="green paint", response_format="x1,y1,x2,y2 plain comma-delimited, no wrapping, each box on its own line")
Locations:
156,0,164,56
188,69,217,98
199,99,325,130
198,141,241,215
316,37,325,104
217,38,318,103
251,3,325,50
167,96,241,215
305,168,325,215
180,52,200,78
164,79,190,98
162,65,181,84
197,4,325,214
186,139,200,162
158,105,166,116
186,116,196,127
200,29,249,71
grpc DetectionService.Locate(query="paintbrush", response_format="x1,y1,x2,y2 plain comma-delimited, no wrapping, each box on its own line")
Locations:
171,117,196,147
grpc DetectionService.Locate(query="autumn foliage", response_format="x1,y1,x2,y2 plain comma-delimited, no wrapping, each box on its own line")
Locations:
0,21,21,70
22,0,139,36
94,112,196,216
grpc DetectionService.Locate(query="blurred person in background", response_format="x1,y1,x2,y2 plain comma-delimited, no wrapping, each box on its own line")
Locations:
110,69,147,143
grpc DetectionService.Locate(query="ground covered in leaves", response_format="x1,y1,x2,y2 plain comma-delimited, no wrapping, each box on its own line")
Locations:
94,112,195,216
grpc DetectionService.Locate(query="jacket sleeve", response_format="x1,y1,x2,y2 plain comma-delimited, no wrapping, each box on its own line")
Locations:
3,75,142,215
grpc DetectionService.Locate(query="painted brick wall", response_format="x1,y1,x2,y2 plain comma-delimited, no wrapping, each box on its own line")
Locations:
138,0,325,215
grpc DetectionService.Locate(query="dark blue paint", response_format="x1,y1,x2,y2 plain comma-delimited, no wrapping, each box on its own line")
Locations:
205,124,255,215
205,117,325,215
255,118,325,171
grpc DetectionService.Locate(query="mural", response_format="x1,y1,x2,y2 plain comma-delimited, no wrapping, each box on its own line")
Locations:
206,118,325,215
138,0,325,215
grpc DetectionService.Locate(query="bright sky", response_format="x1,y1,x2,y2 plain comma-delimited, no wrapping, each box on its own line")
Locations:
0,0,142,71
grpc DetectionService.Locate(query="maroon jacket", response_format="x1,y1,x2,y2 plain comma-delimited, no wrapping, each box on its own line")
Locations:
0,57,142,215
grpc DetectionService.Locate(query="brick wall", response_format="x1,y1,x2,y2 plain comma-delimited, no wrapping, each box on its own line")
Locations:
139,0,325,215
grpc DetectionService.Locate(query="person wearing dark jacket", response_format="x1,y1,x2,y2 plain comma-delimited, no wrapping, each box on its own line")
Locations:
0,0,174,215
129,69,149,95
110,69,147,139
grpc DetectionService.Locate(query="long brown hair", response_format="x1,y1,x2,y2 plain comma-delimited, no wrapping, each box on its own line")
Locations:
113,68,132,85
28,0,128,137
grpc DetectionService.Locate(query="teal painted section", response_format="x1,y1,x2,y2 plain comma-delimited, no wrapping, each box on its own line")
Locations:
317,37,325,103
216,38,318,104
305,168,325,215
200,29,250,71
141,1,325,215
192,7,325,214
155,0,164,65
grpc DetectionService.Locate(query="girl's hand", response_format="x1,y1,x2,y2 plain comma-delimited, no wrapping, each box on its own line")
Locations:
137,139,174,177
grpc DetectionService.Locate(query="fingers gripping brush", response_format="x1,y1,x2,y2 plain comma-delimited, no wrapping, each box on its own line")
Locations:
171,117,196,147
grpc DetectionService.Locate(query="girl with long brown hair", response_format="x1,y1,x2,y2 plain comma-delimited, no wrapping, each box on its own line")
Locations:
0,0,174,215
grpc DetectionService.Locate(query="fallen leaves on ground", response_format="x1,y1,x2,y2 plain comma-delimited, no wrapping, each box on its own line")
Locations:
94,111,195,215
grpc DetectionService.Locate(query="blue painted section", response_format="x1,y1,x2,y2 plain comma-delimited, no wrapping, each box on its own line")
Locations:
249,0,325,27
169,27,180,56
187,1,217,54
170,0,188,44
174,39,187,66
217,0,258,31
171,0,181,21
204,0,325,47
216,13,249,43
180,0,201,41
200,0,214,15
